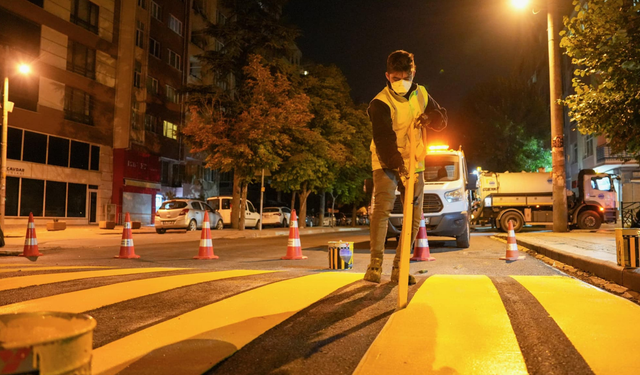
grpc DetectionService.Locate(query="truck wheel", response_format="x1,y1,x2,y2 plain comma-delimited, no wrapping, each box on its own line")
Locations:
500,212,524,233
577,211,601,230
456,221,471,248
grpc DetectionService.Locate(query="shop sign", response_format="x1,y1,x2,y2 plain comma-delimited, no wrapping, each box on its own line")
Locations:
6,161,30,177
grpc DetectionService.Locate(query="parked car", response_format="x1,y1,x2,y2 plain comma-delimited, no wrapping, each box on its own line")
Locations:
155,199,223,234
262,207,291,227
206,196,261,228
321,213,337,227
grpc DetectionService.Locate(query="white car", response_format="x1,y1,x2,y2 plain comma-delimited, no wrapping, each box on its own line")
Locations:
206,196,261,228
155,199,223,234
262,207,291,227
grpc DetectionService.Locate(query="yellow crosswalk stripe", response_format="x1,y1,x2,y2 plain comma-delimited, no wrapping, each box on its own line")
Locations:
91,272,362,375
513,275,640,375
354,275,527,375
0,268,185,292
0,266,110,274
0,270,277,314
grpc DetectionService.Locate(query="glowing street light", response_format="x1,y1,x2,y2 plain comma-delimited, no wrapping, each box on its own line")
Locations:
511,0,531,10
18,64,31,75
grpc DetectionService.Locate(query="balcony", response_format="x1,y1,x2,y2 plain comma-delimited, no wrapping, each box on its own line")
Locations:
596,145,637,164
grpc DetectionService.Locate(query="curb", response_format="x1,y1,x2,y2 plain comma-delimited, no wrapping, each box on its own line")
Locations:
495,235,640,294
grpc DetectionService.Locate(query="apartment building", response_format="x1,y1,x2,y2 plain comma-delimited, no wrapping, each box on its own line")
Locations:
0,0,117,226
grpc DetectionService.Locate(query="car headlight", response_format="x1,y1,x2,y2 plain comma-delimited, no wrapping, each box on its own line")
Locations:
444,188,464,203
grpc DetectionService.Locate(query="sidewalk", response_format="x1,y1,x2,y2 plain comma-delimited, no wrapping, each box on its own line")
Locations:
492,224,640,295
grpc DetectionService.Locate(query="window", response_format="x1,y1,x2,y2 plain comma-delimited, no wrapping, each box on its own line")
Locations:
20,178,44,217
149,38,161,58
168,15,182,36
584,134,594,158
70,0,99,34
6,177,19,216
572,143,578,164
90,145,100,171
135,21,144,48
191,201,202,210
216,10,226,25
48,136,70,167
70,141,90,170
161,160,170,184
145,114,158,133
7,128,22,160
166,85,179,103
163,120,177,139
167,49,181,70
189,56,201,79
67,41,96,79
137,0,146,9
146,76,159,94
67,183,87,217
64,87,93,125
215,39,224,52
23,131,47,164
45,181,67,217
133,61,142,88
131,101,141,129
150,1,161,20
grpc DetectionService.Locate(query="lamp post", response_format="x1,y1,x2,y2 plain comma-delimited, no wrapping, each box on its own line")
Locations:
1,45,31,232
512,0,568,232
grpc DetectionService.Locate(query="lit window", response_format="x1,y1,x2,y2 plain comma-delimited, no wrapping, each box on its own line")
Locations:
168,15,183,36
163,120,177,139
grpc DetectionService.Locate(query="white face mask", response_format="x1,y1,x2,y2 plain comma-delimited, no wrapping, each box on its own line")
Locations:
391,79,412,96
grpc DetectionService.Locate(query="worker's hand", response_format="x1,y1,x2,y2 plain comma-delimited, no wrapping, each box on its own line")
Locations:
397,165,410,183
415,113,431,129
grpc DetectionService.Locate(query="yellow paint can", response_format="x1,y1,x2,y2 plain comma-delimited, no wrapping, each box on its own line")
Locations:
328,241,354,270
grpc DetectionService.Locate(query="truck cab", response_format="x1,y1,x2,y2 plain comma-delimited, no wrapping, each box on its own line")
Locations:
388,146,471,248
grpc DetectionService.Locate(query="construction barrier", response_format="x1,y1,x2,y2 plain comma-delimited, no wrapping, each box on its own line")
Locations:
328,241,354,269
410,213,435,261
500,220,525,261
20,212,42,258
194,212,218,260
281,209,307,260
115,212,140,259
615,228,640,268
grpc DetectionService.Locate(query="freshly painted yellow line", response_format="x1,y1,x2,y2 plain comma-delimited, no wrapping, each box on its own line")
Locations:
0,268,184,292
0,266,110,274
355,275,527,375
92,272,362,375
514,276,640,375
0,270,276,314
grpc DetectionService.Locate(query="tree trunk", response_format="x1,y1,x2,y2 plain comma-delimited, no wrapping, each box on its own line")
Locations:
240,183,248,230
290,191,297,213
231,173,242,229
319,191,325,228
352,205,358,227
299,182,312,229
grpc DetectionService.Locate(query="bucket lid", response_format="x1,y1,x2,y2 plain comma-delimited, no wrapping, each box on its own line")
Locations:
0,311,96,349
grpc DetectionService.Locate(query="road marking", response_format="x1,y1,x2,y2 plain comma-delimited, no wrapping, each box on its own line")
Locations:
354,275,527,375
0,266,110,274
513,275,640,375
0,268,184,292
0,264,41,267
91,272,362,375
0,270,276,314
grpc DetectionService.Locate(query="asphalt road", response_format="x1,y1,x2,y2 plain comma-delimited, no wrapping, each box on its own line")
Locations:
2,230,639,374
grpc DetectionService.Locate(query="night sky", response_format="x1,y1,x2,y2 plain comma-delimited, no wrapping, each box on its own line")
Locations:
283,0,549,148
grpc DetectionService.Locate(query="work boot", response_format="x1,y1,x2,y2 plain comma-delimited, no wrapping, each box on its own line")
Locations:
391,266,417,285
364,258,383,283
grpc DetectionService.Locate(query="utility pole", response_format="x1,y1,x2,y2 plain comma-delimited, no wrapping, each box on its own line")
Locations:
547,0,568,232
1,45,10,231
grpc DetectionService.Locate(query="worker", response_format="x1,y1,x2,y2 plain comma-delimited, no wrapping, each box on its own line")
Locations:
365,50,447,284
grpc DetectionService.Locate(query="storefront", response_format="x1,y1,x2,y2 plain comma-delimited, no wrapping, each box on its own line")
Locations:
112,149,161,225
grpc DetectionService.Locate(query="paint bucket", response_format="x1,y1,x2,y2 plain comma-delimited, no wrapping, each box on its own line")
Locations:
0,312,96,375
328,241,354,270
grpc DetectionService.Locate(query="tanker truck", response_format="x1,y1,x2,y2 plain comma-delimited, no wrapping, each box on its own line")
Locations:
471,169,617,232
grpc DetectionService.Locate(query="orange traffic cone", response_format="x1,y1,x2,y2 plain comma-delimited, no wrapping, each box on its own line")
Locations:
500,220,525,261
194,211,218,260
281,209,307,260
411,213,435,261
20,212,42,257
115,212,140,259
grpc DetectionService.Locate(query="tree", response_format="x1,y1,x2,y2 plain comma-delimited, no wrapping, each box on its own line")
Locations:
183,55,312,229
459,75,552,172
561,0,640,161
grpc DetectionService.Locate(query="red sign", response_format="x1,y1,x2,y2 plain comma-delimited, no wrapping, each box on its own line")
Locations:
115,149,161,182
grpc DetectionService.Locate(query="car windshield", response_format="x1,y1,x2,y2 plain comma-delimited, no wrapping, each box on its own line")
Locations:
160,201,187,210
424,155,460,182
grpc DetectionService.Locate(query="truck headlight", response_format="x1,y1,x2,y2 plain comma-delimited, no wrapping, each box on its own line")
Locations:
445,188,464,203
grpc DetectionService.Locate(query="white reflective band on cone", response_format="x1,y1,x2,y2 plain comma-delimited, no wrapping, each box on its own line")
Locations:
24,238,38,245
288,238,301,247
125,222,131,229
420,219,425,226
28,222,36,228
291,221,298,228
508,230,515,237
203,222,210,229
417,239,429,247
508,243,518,251
200,239,212,247
121,239,134,247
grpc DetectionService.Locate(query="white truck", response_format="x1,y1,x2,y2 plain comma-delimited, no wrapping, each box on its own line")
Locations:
471,169,618,232
388,146,472,248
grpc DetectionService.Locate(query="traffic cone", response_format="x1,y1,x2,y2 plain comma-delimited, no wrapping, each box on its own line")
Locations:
194,211,218,260
281,209,307,260
500,220,525,261
411,213,435,261
115,212,140,259
20,212,43,257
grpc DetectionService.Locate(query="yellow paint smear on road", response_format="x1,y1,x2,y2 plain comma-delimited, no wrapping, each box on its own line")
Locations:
513,275,640,375
0,270,276,314
355,275,527,375
0,268,184,292
92,272,362,375
0,264,41,267
0,266,110,274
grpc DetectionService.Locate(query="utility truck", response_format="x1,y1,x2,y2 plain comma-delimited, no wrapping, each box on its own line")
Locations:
471,169,617,232
388,145,472,248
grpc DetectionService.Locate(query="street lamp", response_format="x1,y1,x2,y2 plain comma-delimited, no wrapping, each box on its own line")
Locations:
512,0,568,232
1,45,31,232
